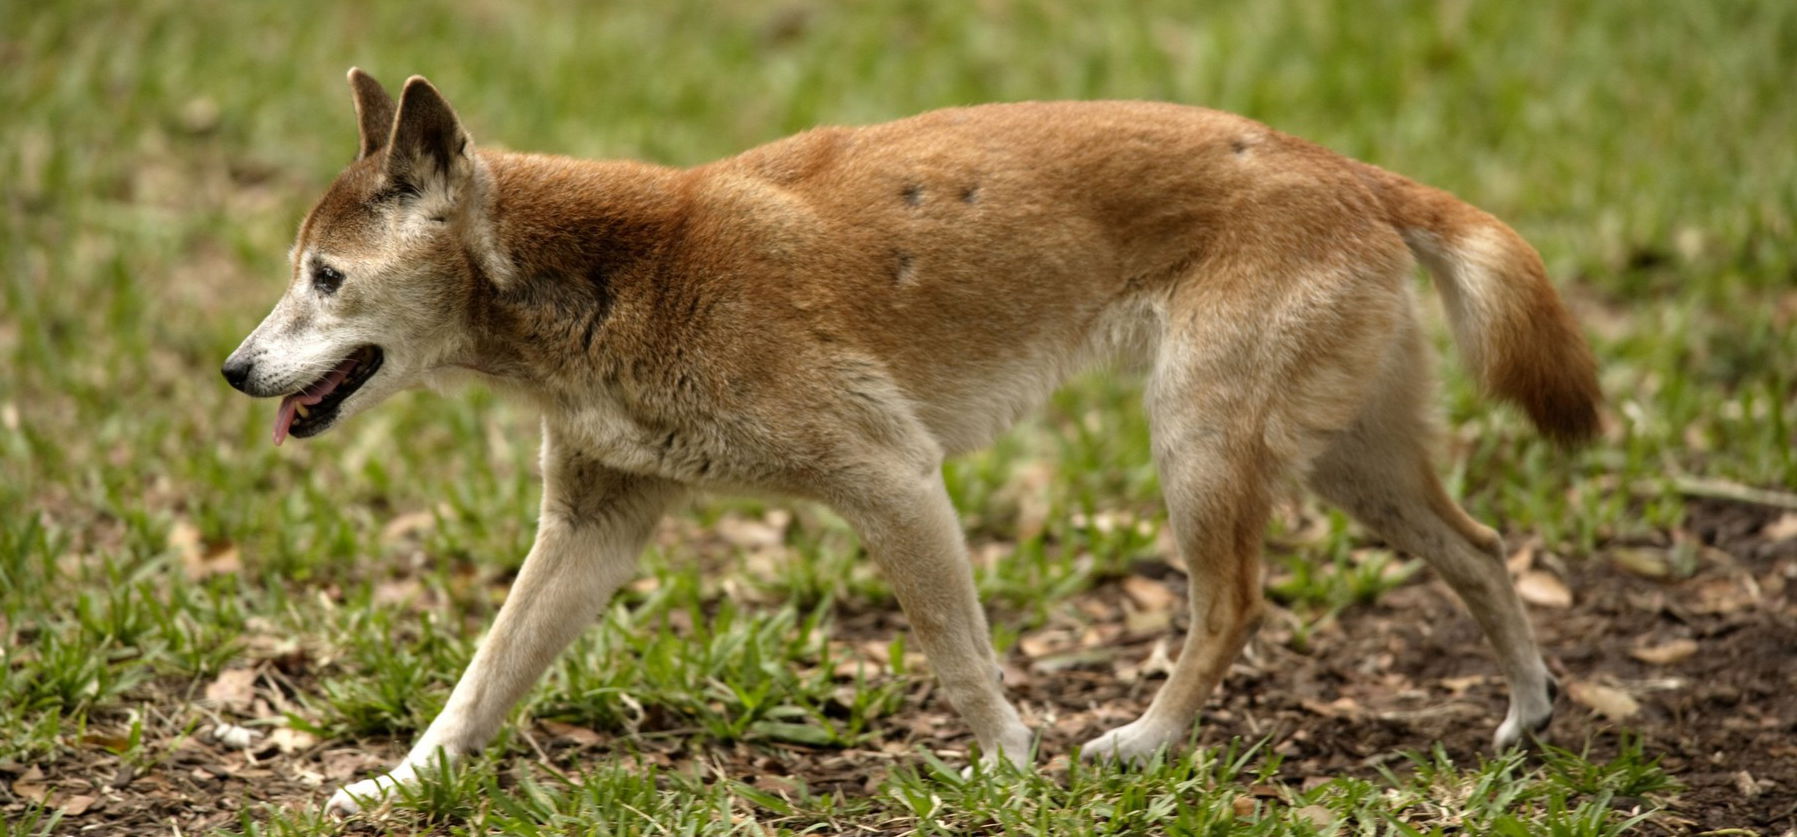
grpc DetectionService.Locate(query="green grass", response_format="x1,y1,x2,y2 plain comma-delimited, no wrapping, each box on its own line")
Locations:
3,0,1792,833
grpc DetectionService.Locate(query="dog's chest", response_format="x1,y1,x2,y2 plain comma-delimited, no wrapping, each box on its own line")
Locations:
551,394,729,483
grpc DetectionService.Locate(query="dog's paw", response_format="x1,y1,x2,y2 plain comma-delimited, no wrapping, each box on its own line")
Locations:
1493,676,1559,751
985,726,1037,768
325,767,416,818
965,726,1036,777
1080,718,1177,765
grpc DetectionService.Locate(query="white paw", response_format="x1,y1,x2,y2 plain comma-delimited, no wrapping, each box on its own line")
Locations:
1493,677,1558,751
324,766,417,818
1080,718,1178,764
975,726,1036,772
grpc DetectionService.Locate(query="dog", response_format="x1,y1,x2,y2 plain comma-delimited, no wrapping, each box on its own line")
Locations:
223,69,1598,816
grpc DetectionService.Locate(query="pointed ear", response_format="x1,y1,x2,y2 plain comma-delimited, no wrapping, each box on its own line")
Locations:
347,68,396,159
384,75,473,197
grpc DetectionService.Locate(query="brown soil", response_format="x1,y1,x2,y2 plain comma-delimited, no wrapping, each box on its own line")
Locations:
5,496,1793,834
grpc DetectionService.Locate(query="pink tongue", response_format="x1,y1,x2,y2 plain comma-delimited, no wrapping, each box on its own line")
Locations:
272,355,360,446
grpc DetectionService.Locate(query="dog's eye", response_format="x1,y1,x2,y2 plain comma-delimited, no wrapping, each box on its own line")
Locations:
313,263,345,295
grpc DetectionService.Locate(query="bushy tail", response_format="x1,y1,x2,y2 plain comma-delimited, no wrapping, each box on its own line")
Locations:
1365,167,1601,445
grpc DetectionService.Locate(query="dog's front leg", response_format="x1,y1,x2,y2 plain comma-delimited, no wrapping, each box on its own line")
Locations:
326,445,678,817
833,469,1034,768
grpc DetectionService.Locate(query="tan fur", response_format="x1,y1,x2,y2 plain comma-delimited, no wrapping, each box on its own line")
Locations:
224,71,1600,816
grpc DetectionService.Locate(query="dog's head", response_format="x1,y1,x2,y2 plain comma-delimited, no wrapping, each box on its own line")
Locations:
223,70,488,444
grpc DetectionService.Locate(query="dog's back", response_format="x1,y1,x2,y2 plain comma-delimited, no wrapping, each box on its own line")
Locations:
653,100,1594,457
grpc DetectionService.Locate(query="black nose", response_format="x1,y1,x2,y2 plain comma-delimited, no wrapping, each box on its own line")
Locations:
221,357,253,392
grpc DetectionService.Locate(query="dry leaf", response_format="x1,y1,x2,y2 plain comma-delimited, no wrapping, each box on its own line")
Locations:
1298,696,1361,718
372,578,423,606
1610,547,1670,579
541,719,603,746
204,668,258,711
1018,631,1071,659
267,727,319,755
82,731,132,753
1231,795,1257,818
1011,462,1054,542
60,794,96,816
1123,602,1173,635
1121,575,1178,612
1505,541,1537,575
322,750,380,782
1137,637,1175,679
1295,804,1336,829
168,519,204,566
1691,576,1758,614
716,512,788,552
11,776,47,804
380,510,436,545
1630,638,1698,666
1440,675,1485,695
171,518,241,580
1568,681,1640,721
1763,512,1797,543
1515,570,1572,608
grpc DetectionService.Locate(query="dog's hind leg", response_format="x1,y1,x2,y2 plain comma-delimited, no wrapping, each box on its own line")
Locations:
1081,247,1419,762
1080,395,1274,762
1080,319,1293,762
1305,318,1557,750
326,434,680,817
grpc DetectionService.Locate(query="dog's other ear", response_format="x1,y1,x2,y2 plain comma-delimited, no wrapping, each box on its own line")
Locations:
348,68,396,160
384,75,473,199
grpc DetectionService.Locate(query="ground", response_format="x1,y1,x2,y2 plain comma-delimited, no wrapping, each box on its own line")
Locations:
3,1,1794,835
8,494,1795,834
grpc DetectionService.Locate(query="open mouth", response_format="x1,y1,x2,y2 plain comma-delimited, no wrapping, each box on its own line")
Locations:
273,345,383,445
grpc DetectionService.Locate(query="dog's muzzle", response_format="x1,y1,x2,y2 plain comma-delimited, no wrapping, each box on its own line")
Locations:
221,355,256,394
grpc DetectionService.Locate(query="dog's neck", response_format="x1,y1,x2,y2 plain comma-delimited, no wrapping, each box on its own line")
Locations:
480,151,690,281
461,151,693,392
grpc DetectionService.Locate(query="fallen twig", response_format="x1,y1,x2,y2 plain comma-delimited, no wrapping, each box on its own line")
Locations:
1646,477,1797,510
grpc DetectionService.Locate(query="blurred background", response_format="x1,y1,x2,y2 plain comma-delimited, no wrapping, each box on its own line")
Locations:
2,1,1793,834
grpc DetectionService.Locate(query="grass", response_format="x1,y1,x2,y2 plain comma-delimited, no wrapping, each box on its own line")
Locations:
3,0,1792,833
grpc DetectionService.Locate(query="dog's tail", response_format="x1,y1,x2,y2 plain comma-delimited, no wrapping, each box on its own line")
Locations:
1360,166,1601,445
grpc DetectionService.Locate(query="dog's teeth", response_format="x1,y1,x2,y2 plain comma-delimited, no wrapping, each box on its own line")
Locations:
295,404,310,418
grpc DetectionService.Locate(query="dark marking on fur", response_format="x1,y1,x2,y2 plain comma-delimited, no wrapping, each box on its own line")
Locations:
1231,138,1248,154
584,263,614,314
679,287,710,322
959,184,979,203
894,251,916,285
659,430,678,455
283,310,314,336
901,183,923,206
579,311,602,354
1377,501,1402,527
371,180,423,205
